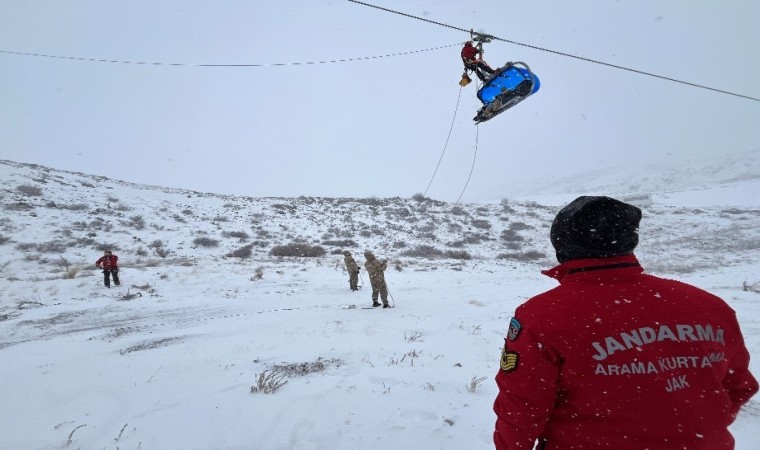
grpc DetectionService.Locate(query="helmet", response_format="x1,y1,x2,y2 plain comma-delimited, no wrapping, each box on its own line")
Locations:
465,41,473,46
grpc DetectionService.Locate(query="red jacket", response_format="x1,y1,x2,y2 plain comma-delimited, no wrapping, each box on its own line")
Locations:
494,255,758,450
461,45,481,64
95,254,119,270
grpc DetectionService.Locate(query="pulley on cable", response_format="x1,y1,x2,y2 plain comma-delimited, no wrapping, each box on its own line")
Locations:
459,30,541,123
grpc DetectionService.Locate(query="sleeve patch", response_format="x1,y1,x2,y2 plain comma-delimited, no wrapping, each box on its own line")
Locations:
507,317,522,341
500,345,519,373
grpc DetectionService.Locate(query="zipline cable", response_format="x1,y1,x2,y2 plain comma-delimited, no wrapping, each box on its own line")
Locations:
423,86,463,197
410,101,479,250
348,0,760,103
455,122,479,205
0,44,460,68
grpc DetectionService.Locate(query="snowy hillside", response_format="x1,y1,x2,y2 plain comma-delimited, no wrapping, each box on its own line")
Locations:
1,159,759,449
502,149,760,206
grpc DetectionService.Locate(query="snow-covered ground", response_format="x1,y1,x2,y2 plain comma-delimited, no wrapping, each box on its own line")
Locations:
1,158,758,449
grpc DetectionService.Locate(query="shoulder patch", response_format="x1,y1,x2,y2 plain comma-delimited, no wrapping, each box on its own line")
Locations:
507,317,522,341
500,342,519,373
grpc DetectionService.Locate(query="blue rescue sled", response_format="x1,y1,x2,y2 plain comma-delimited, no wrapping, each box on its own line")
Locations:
474,62,540,123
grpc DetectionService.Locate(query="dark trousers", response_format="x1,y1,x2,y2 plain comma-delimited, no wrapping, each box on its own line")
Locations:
465,61,494,81
103,269,120,287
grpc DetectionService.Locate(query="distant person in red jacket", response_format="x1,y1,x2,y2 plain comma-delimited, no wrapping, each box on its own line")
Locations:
461,40,494,82
95,249,120,288
493,196,758,450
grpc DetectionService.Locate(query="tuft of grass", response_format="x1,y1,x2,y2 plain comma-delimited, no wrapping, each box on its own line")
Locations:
63,267,82,279
66,424,87,447
118,290,143,301
466,375,488,393
250,370,288,394
404,331,424,342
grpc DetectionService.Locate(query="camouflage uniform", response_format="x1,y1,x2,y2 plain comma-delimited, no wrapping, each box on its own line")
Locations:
343,251,360,291
363,251,389,308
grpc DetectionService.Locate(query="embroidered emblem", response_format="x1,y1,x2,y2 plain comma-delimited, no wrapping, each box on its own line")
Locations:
500,343,519,372
507,317,522,341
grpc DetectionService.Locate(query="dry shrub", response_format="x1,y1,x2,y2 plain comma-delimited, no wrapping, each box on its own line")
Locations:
450,206,467,216
401,245,441,259
501,229,525,242
322,239,357,247
471,219,491,229
271,357,341,377
270,243,326,258
223,231,249,240
509,221,533,231
228,244,253,258
193,237,220,248
17,184,43,197
496,250,546,262
401,245,471,260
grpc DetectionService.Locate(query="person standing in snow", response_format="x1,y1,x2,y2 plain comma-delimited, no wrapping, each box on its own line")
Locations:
343,250,360,291
493,196,758,450
363,250,389,308
95,249,120,288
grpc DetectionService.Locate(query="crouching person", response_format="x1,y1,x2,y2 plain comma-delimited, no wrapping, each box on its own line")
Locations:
95,249,120,288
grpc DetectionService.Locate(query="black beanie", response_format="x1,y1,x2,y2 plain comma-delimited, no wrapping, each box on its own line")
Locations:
550,196,642,263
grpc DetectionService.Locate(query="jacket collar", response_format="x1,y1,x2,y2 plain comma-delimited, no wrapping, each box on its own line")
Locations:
541,254,642,283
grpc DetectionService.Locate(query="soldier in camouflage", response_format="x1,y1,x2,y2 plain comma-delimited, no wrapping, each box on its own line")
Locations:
363,250,389,308
343,250,360,291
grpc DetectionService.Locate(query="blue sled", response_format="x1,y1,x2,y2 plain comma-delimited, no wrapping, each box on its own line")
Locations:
474,62,540,123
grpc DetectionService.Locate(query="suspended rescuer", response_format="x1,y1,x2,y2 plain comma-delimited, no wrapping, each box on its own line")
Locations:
363,250,390,308
461,40,495,82
343,250,360,291
95,249,120,288
493,196,758,450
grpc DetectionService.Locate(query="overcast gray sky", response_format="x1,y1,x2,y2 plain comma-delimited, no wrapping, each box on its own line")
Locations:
2,1,759,202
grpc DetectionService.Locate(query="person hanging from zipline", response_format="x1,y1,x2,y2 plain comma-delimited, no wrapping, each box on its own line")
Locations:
461,40,494,83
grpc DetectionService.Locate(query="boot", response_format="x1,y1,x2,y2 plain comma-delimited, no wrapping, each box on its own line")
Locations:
372,301,381,307
383,304,390,308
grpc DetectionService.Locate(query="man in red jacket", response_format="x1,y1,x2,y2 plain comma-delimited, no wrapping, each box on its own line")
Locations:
461,41,494,82
95,249,120,288
493,196,758,450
